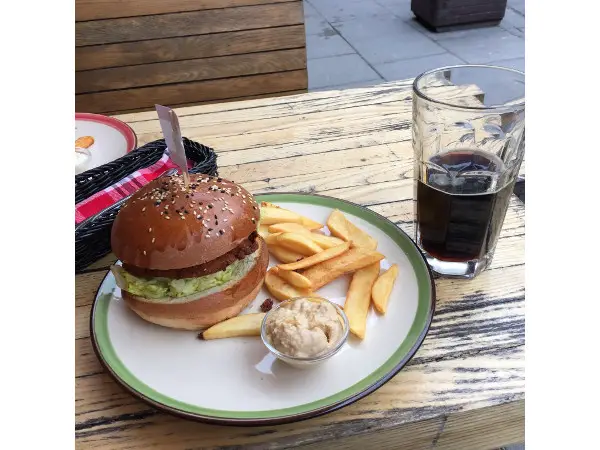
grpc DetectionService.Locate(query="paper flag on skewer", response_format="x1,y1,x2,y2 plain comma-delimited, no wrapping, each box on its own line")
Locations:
156,104,190,187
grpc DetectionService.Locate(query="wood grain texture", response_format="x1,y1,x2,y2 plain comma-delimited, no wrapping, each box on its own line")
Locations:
100,90,307,116
75,25,306,71
76,2,304,46
75,80,525,449
76,49,306,93
75,0,298,21
76,70,308,113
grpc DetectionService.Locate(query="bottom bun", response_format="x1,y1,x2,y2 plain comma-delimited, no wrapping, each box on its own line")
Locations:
122,237,269,330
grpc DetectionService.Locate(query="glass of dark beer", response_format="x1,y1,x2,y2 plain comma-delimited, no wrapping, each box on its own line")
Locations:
412,65,525,278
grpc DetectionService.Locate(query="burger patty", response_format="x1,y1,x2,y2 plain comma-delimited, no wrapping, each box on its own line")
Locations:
123,232,258,279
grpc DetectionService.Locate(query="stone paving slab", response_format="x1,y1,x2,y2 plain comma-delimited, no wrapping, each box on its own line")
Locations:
304,0,525,88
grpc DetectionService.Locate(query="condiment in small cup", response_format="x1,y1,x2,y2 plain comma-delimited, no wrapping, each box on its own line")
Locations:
260,296,349,369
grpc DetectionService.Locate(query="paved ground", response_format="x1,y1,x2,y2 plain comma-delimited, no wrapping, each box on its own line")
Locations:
305,0,525,90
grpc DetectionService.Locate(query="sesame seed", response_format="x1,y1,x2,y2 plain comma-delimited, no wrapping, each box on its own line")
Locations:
205,234,210,238
142,207,146,212
152,237,156,243
215,220,219,225
148,228,152,232
214,215,218,219
230,226,234,230
224,218,228,222
166,216,171,220
197,215,203,220
143,250,147,255
208,228,213,231
208,204,213,209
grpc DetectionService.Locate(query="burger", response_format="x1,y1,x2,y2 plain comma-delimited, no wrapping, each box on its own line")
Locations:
109,173,268,330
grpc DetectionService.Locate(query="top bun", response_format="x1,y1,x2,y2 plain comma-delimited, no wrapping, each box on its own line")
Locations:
111,174,260,270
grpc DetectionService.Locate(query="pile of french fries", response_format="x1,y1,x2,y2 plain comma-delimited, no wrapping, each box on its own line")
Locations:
200,202,399,340
260,202,399,340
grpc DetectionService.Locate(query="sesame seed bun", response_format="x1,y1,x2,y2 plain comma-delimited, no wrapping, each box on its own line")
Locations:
111,174,260,270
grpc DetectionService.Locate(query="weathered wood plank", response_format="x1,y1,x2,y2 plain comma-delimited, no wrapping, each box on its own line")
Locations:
113,80,415,123
76,70,308,113
75,0,298,22
101,91,307,116
76,2,304,46
76,271,107,307
75,25,306,71
75,350,523,448
76,49,306,94
126,84,481,134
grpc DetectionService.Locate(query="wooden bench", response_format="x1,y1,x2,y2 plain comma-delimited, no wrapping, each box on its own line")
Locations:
75,0,308,114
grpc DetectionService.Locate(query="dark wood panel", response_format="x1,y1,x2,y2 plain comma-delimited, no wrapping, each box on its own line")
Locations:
76,70,308,113
76,0,298,21
75,25,306,71
76,2,303,46
76,49,306,93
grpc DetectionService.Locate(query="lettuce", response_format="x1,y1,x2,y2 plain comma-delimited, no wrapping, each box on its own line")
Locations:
111,252,256,300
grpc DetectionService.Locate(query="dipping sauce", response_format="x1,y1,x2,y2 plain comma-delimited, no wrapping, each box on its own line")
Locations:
264,297,344,358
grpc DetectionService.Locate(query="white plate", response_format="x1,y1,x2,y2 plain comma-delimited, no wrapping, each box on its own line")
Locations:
75,113,137,174
90,193,435,425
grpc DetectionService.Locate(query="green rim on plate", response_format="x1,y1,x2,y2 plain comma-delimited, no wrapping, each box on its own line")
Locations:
90,193,436,426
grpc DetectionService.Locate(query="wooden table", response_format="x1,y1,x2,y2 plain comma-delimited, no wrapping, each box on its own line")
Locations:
75,80,525,449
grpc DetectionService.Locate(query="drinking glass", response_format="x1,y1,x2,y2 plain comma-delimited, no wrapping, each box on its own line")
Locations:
412,65,525,278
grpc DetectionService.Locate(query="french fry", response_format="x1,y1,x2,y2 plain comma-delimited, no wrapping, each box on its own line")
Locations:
264,270,312,301
265,232,283,245
327,209,377,250
270,266,313,290
260,201,280,209
268,245,305,264
268,223,344,249
308,233,345,250
302,247,385,290
326,209,350,241
260,207,303,225
278,242,350,270
276,232,323,256
200,313,265,340
344,263,381,339
371,264,399,314
261,202,323,230
75,136,95,149
268,223,312,234
257,225,270,240
300,216,324,231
